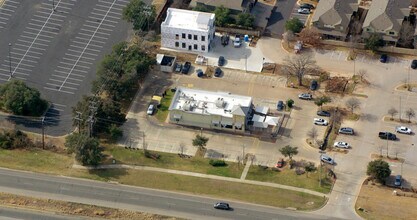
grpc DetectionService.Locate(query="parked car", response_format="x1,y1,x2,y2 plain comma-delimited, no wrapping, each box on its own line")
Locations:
314,118,328,126
320,154,334,165
378,132,397,140
298,93,312,100
147,104,155,115
181,62,191,74
310,80,318,90
339,127,354,135
221,34,229,46
396,126,412,134
300,3,315,9
394,175,402,186
196,69,204,77
174,63,182,72
214,202,230,210
334,141,350,149
234,35,241,47
379,54,388,63
218,56,225,66
275,158,284,168
411,60,417,69
297,8,310,14
317,110,331,117
277,101,284,111
214,67,222,77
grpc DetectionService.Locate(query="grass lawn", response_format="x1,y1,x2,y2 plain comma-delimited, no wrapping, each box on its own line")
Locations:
356,183,417,220
81,169,326,211
246,165,333,194
0,148,326,210
104,146,243,178
155,90,174,122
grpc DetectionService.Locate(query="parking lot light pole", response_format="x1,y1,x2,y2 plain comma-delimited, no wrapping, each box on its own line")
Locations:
8,43,12,78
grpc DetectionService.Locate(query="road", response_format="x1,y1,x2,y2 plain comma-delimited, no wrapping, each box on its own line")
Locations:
0,168,337,220
0,207,85,220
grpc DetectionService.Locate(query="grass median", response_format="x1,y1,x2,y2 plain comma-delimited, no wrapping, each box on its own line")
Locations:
155,89,174,122
0,148,326,210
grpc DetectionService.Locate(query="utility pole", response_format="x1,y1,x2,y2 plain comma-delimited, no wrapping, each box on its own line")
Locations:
200,127,203,136
87,116,94,138
8,43,12,78
399,96,402,122
407,67,411,91
386,137,389,158
41,117,45,149
319,152,323,187
242,144,246,162
74,111,82,133
245,54,247,73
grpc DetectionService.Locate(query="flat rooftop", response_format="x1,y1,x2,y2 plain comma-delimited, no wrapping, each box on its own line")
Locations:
162,8,215,31
169,87,252,118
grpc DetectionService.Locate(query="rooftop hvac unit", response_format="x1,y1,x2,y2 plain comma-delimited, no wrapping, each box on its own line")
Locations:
215,97,225,108
183,102,192,111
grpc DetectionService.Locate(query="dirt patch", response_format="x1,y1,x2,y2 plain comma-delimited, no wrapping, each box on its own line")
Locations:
0,192,179,220
356,183,417,220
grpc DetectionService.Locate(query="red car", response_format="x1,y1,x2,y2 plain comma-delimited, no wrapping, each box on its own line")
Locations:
275,158,284,168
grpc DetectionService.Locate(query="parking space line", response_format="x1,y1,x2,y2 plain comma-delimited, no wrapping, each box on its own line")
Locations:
1,64,31,72
44,87,75,94
60,61,91,68
70,44,101,52
72,40,104,48
80,28,111,36
63,57,93,65
74,36,107,43
51,74,83,81
54,69,85,77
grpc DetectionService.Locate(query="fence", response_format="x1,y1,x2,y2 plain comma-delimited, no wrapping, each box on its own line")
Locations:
322,40,417,56
216,27,261,37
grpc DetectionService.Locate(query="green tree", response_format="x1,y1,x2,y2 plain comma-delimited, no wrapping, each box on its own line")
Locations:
108,124,123,141
304,162,316,178
192,134,209,149
286,99,294,108
214,6,233,27
367,159,391,184
65,133,102,166
285,18,304,33
0,80,48,116
314,96,331,109
236,13,255,28
0,130,33,149
122,0,156,31
365,33,384,52
279,145,298,160
193,5,210,12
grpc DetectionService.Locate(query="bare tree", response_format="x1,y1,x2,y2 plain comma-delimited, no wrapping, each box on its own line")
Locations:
405,108,416,122
236,156,242,167
357,69,368,83
397,21,416,48
179,142,186,155
307,127,318,144
298,27,322,47
388,107,398,120
345,97,361,113
282,30,294,47
282,54,317,86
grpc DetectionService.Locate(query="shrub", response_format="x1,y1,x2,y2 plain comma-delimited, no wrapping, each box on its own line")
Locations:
209,159,227,167
0,130,33,149
287,99,294,108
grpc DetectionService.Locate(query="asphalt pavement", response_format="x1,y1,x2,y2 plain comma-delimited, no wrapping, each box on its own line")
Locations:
0,207,86,220
0,168,337,220
266,0,297,37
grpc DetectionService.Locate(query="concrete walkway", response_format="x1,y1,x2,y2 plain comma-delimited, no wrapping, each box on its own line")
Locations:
240,156,253,180
73,164,327,198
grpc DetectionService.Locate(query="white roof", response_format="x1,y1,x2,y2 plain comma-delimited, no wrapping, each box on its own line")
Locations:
162,8,215,31
255,106,269,115
251,114,280,128
169,87,252,118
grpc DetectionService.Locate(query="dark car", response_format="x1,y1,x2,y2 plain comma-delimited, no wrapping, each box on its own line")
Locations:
378,132,397,140
411,60,417,69
174,63,182,72
379,54,388,63
394,175,402,186
214,67,222,77
317,110,330,117
310,80,318,90
218,56,225,66
214,202,230,210
181,62,191,74
275,158,284,168
277,101,284,111
196,69,204,77
300,3,315,9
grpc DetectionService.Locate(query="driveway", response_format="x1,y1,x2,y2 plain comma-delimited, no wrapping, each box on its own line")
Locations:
266,0,298,37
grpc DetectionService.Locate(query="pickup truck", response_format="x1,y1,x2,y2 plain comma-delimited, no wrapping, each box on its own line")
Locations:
378,132,397,140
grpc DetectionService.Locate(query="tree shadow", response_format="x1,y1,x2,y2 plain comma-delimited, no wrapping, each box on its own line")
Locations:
88,168,128,181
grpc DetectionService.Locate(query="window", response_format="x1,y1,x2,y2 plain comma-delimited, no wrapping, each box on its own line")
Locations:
175,34,179,40
389,31,395,35
188,34,192,39
201,36,206,41
194,35,197,40
182,43,186,48
194,44,197,50
182,33,186,39
201,45,205,51
175,42,179,47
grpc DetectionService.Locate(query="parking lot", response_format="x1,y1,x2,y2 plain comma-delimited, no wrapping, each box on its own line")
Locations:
290,4,310,25
0,0,133,135
0,0,20,30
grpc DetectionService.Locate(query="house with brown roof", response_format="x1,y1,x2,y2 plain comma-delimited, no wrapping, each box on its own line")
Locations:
193,0,252,14
311,0,359,40
361,0,411,44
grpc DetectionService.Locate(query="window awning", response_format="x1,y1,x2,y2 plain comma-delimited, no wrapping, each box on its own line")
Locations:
235,122,243,128
212,120,219,124
173,114,182,119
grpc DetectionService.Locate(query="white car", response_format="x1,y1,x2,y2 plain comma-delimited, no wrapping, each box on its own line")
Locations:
395,126,412,134
298,93,313,100
334,141,350,149
147,104,155,115
320,154,334,165
233,36,241,47
297,8,310,14
314,118,328,126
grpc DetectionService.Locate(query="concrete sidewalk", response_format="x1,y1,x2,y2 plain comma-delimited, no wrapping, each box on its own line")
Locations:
73,164,328,198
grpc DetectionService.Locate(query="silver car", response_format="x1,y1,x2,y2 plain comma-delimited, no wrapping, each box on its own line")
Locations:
395,126,412,134
320,155,334,165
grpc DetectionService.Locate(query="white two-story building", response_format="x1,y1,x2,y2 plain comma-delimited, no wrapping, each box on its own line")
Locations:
161,8,215,53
